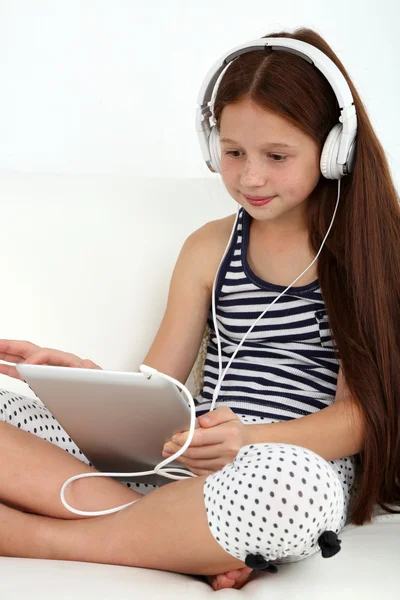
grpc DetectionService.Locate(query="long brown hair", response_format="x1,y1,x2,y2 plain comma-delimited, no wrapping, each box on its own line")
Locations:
212,27,400,526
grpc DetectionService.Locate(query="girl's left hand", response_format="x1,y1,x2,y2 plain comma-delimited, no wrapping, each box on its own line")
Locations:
162,406,252,476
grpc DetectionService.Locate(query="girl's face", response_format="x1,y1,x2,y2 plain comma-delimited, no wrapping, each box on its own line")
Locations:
219,96,321,231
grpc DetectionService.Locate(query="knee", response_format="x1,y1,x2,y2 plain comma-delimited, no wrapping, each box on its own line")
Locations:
233,443,345,517
203,443,345,565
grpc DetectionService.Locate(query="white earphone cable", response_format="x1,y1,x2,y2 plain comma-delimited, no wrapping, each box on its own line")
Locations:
60,367,198,516
210,179,341,411
59,180,340,517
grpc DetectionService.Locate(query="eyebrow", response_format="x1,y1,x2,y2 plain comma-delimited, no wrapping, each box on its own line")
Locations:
219,137,297,148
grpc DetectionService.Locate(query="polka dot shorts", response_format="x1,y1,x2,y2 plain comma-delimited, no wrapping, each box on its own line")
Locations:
1,388,358,567
203,442,357,566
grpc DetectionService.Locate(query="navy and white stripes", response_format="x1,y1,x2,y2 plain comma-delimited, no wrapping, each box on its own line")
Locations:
194,208,340,422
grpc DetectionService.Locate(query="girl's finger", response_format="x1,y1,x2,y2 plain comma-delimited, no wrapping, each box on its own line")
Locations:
179,456,222,471
163,442,224,460
186,467,214,476
0,363,24,381
25,349,83,367
0,351,25,363
81,359,102,369
0,340,41,361
172,425,228,448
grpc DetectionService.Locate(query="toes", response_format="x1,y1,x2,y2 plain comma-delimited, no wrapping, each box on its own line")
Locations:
232,570,254,590
216,574,236,590
225,567,252,580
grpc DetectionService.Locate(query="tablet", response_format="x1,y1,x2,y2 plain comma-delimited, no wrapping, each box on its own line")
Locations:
16,363,200,487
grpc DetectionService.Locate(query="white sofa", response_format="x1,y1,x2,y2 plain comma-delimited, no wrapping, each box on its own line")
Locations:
1,172,400,598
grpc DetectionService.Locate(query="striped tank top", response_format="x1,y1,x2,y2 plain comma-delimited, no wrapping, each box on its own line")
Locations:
194,207,340,423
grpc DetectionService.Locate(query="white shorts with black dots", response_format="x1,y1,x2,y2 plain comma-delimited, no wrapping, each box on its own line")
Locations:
203,442,357,568
0,388,358,569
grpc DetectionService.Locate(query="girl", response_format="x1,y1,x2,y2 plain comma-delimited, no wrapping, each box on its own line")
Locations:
0,27,399,592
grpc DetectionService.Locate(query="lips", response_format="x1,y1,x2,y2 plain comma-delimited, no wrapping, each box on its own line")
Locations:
243,194,276,206
245,195,274,200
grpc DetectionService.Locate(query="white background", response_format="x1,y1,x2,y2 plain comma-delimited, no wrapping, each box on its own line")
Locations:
0,0,399,391
0,0,399,182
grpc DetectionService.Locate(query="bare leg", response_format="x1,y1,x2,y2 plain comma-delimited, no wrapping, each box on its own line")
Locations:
0,422,250,585
0,473,246,576
0,421,142,519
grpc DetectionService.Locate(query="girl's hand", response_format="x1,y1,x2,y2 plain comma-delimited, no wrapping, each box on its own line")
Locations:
0,339,101,380
162,406,252,475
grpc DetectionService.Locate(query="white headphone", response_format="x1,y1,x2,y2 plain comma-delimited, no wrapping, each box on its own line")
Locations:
195,37,358,179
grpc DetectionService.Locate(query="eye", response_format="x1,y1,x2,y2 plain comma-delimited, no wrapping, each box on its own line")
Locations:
223,150,243,158
223,150,287,162
268,154,287,162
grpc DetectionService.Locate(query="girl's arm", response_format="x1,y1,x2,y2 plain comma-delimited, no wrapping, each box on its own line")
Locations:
140,224,217,384
247,367,365,461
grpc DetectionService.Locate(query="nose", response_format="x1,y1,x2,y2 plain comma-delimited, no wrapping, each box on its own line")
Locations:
239,158,267,188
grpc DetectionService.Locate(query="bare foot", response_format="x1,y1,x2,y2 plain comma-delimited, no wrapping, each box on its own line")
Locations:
206,566,253,591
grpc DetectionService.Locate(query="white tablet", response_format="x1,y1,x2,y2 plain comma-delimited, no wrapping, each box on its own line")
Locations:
16,363,200,487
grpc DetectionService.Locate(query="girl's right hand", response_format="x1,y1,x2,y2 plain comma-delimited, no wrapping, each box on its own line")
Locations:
0,339,102,381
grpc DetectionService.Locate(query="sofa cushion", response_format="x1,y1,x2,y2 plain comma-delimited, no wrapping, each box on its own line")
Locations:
2,513,400,599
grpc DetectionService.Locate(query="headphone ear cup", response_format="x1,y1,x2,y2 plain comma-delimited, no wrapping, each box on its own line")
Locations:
320,124,344,180
208,126,221,173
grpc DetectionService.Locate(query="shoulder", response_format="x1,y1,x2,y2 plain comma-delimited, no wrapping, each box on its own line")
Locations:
186,213,237,248
182,213,237,291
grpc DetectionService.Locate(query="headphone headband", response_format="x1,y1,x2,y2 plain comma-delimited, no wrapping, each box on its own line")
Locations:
195,37,357,176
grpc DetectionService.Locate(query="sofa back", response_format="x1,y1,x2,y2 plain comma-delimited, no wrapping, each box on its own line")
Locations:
0,172,233,396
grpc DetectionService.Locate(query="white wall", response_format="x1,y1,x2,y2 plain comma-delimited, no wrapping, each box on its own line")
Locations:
0,1,399,394
0,0,399,182
0,173,233,372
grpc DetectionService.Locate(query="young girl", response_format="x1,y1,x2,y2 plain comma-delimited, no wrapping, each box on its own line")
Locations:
0,27,399,592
